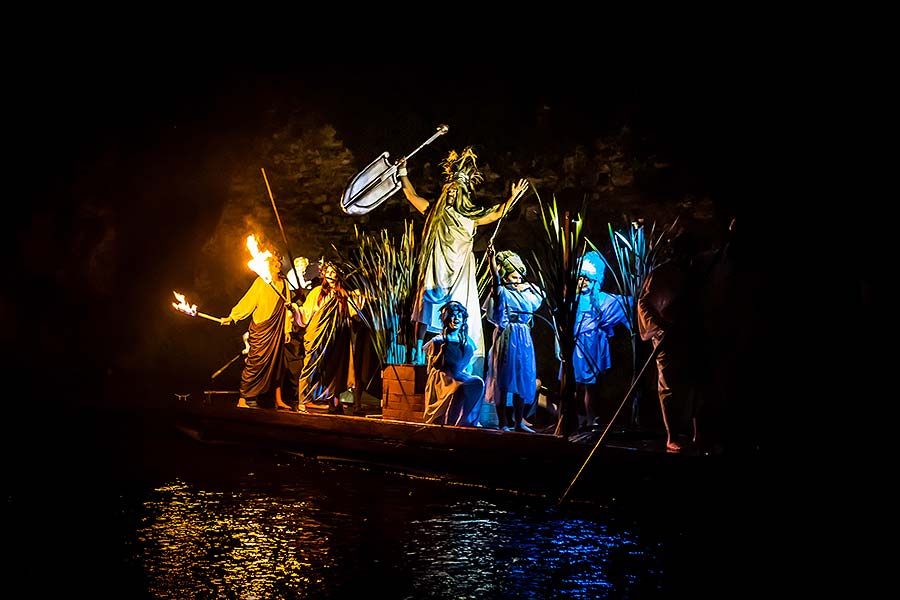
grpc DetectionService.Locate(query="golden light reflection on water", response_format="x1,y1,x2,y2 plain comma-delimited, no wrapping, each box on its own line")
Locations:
132,476,660,599
137,481,337,599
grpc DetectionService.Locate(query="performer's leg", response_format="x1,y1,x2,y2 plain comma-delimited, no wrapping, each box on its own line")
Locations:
497,397,509,430
275,386,291,410
583,382,596,426
656,347,683,452
575,383,589,429
513,394,533,432
238,364,250,408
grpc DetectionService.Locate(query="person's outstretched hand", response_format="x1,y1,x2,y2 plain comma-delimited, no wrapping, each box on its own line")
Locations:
511,178,529,199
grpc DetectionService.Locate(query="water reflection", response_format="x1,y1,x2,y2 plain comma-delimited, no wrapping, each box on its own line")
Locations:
133,457,668,599
138,481,339,598
404,501,657,598
8,404,765,598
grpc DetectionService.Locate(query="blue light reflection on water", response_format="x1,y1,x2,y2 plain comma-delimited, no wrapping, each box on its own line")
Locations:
8,408,744,599
125,447,673,600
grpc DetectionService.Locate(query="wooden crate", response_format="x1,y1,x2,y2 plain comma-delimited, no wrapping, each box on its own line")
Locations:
381,364,426,423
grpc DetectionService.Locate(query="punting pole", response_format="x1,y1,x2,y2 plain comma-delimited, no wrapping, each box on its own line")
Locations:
558,333,665,505
261,168,305,300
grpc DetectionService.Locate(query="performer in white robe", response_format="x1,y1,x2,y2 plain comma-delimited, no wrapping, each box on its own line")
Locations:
398,147,529,375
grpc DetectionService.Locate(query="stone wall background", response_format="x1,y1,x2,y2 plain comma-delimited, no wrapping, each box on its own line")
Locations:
12,67,759,414
183,112,727,423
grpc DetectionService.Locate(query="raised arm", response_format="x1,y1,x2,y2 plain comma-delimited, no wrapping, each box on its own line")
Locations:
487,243,501,298
397,158,430,215
474,178,529,226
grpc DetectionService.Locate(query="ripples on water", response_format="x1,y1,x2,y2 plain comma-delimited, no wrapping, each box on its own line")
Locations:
132,463,667,599
7,408,761,599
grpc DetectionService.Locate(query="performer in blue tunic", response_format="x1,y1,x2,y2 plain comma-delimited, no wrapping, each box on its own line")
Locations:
422,301,485,427
572,251,631,429
483,245,545,432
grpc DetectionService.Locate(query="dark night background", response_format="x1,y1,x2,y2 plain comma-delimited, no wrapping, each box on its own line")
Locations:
0,48,880,591
7,60,822,423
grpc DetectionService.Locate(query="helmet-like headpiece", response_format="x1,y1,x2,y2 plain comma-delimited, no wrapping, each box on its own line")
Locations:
441,146,484,192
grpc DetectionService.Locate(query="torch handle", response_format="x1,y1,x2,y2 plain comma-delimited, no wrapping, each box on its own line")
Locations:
197,312,225,323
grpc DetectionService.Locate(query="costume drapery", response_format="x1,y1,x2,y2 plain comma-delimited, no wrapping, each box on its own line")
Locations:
298,285,356,404
483,284,544,407
572,290,630,384
422,334,484,427
412,204,485,362
227,277,291,399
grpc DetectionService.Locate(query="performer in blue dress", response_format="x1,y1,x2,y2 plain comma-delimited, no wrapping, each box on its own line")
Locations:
483,245,545,432
573,251,631,429
422,301,485,427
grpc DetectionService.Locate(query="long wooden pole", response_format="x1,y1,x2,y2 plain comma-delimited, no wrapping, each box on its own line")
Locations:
261,167,305,300
558,332,666,505
197,311,225,323
404,124,449,162
173,307,224,323
476,183,529,275
211,353,243,379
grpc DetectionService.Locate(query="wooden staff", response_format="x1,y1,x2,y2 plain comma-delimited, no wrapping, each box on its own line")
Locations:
558,332,666,505
261,167,306,300
196,312,225,323
173,309,224,323
211,333,250,379
477,182,529,275
488,185,528,247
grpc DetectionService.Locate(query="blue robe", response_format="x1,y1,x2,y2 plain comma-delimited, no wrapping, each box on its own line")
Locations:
483,283,544,406
423,334,484,427
572,290,630,384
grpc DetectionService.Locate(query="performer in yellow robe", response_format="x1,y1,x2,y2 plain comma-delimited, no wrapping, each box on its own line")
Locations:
297,261,365,414
221,254,295,410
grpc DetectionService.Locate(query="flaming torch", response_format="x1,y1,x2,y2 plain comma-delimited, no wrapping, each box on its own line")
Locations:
172,291,225,323
246,234,274,283
246,234,292,302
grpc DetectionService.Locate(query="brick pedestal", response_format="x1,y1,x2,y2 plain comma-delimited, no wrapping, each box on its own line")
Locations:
381,364,426,422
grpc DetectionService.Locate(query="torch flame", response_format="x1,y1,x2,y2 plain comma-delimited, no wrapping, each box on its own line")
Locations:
246,234,274,283
172,291,198,316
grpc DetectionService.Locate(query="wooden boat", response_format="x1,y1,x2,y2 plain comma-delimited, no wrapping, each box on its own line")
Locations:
174,371,718,503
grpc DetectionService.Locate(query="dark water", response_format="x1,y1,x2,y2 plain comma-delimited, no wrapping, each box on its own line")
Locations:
6,405,776,599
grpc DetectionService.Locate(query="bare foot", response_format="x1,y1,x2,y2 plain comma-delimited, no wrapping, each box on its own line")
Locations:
666,440,683,453
237,399,250,409
276,403,292,411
